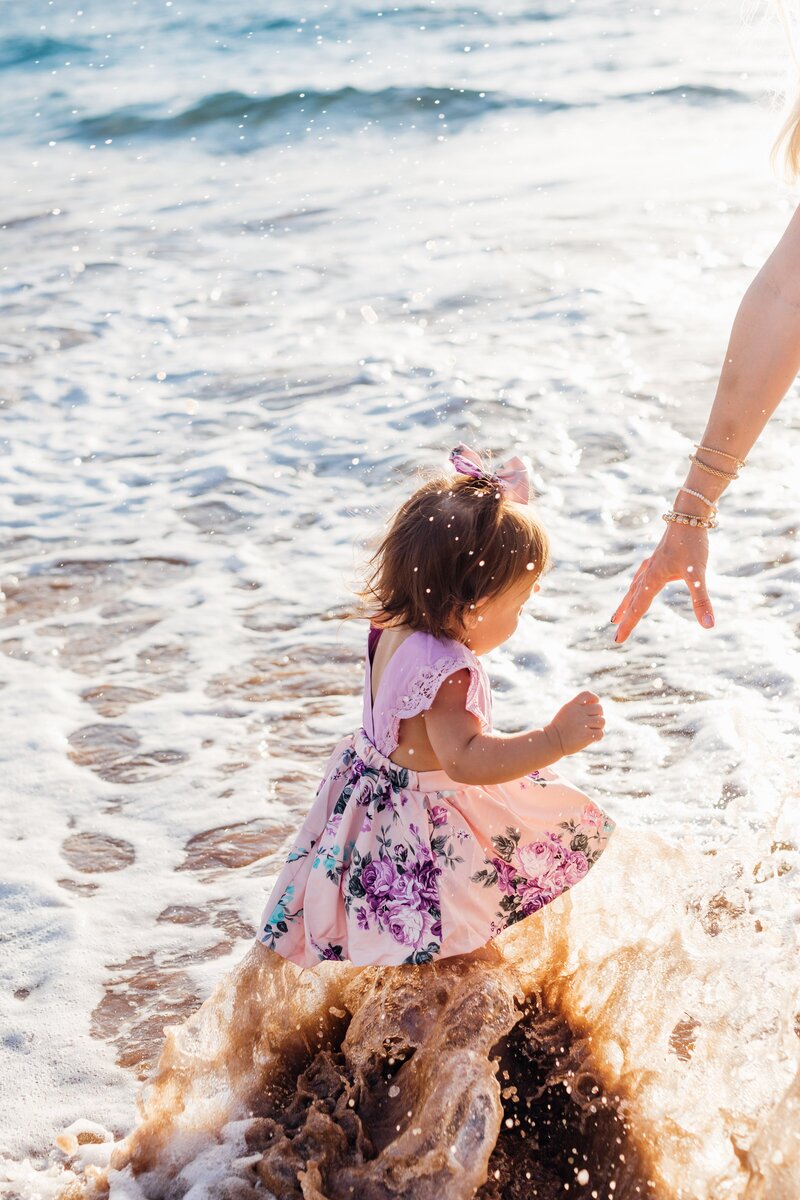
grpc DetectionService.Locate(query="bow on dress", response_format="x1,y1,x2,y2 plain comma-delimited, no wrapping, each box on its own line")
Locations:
449,443,531,505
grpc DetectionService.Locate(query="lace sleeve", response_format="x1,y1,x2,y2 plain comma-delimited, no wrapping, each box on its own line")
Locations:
386,653,488,750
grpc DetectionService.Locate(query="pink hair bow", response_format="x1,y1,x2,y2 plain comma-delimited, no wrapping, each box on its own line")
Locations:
449,443,531,505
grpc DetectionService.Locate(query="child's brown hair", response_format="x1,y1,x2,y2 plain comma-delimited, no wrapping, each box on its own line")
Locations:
359,470,550,641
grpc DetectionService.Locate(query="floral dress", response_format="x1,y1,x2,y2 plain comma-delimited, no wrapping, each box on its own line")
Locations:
257,628,616,967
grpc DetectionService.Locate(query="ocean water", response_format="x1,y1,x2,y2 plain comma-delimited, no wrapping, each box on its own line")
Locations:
1,0,800,1197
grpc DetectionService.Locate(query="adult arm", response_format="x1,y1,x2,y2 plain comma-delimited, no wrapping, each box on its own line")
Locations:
612,202,800,643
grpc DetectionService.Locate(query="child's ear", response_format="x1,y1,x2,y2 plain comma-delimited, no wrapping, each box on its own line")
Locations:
468,595,492,626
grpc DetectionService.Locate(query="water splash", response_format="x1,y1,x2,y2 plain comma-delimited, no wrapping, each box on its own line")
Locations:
5,823,795,1200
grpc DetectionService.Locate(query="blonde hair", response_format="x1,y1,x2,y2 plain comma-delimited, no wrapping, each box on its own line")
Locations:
771,1,800,178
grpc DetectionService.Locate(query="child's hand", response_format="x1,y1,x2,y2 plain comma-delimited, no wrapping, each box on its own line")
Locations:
546,691,605,756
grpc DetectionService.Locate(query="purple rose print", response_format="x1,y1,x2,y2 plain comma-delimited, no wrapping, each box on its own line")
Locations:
343,846,442,958
319,945,343,960
361,858,398,910
469,812,612,936
562,849,589,885
548,867,568,892
517,839,560,878
491,857,518,896
353,777,377,807
309,936,345,961
362,859,395,891
516,877,558,915
429,805,449,828
350,756,369,780
386,901,426,947
356,906,371,931
391,873,425,910
408,854,441,905
580,803,606,832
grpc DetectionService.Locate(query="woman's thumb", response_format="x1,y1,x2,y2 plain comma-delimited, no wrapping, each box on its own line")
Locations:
690,572,715,629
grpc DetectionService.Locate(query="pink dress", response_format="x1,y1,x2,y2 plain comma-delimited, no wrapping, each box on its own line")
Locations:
257,627,616,967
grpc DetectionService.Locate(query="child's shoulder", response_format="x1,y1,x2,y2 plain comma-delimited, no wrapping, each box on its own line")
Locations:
411,633,491,724
403,633,487,696
369,626,485,692
380,629,489,726
404,629,478,666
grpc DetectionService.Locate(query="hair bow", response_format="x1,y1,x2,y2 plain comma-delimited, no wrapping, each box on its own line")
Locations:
449,443,531,505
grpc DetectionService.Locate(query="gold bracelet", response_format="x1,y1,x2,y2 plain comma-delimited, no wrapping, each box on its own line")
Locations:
663,509,718,530
688,453,739,481
678,485,717,513
694,442,746,469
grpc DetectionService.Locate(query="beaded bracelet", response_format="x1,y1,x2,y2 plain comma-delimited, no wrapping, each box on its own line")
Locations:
688,453,739,481
678,485,717,513
663,509,718,530
694,442,746,469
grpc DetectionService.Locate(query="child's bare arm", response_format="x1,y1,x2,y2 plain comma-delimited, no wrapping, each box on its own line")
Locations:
424,670,605,786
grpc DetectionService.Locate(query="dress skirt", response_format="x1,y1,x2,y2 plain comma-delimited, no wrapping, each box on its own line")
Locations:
258,727,616,967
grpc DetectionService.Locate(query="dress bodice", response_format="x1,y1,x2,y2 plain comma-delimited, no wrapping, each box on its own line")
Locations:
361,626,492,757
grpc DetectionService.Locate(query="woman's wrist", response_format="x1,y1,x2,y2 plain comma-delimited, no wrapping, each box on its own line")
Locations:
672,486,715,517
674,438,748,515
673,467,730,515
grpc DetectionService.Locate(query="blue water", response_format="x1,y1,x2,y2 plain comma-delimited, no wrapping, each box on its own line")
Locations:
0,1,765,157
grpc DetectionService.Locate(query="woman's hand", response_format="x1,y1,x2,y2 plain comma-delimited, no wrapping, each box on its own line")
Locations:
608,203,800,648
611,523,713,643
546,691,605,755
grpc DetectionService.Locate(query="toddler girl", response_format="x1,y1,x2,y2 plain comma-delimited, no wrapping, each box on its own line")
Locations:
258,444,615,966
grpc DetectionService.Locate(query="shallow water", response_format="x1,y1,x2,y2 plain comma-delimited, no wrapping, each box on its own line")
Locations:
1,0,800,1196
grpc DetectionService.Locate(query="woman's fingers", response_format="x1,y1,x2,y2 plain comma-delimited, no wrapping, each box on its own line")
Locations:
685,567,715,629
613,567,664,643
616,562,713,642
611,559,650,624
610,581,641,628
612,527,713,643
